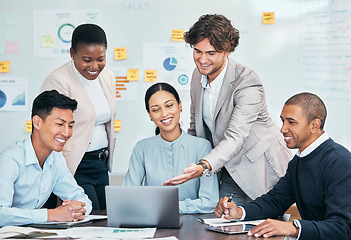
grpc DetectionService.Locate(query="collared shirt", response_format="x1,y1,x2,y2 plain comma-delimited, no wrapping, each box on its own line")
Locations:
201,58,228,133
73,63,110,152
240,132,330,239
0,136,92,227
123,130,219,214
297,132,329,157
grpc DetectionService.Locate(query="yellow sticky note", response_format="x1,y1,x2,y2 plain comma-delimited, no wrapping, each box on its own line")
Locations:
262,12,275,24
144,70,157,82
25,120,32,133
114,47,127,60
127,69,139,81
41,35,55,47
0,61,10,73
114,119,121,132
172,29,184,41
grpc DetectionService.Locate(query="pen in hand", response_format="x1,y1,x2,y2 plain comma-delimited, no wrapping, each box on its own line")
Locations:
221,193,234,218
227,193,234,203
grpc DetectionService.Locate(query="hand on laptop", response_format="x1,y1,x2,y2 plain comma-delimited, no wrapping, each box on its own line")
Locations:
163,163,202,186
47,199,87,222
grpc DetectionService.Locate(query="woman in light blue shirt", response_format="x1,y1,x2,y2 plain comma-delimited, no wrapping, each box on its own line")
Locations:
123,82,219,214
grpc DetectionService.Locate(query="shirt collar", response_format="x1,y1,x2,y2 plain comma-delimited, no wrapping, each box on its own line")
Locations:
297,132,329,157
200,57,228,89
157,129,185,149
25,135,54,168
24,136,38,166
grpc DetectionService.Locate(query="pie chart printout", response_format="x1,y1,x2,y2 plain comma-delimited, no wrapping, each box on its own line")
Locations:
0,90,7,109
163,57,177,71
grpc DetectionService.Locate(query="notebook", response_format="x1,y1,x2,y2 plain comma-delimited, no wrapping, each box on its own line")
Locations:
23,215,107,229
105,186,181,228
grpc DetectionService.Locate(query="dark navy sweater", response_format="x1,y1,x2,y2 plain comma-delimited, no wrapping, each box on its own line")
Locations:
243,139,351,240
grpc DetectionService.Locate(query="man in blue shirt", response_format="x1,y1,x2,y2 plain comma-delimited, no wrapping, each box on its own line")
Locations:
215,92,351,240
0,90,92,227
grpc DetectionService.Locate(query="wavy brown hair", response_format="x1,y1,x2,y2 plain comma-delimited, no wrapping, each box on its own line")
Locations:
184,14,240,52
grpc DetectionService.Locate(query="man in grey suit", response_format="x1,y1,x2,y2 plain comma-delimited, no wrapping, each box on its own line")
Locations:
164,14,292,204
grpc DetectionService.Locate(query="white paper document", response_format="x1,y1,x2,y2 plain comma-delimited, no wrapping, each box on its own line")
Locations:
198,214,290,227
0,225,156,239
77,236,178,240
67,226,156,239
198,217,265,227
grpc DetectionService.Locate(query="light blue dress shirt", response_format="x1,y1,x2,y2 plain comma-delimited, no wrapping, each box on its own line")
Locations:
0,136,92,227
123,130,219,214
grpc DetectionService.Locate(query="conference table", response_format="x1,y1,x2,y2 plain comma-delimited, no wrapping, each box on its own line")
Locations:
91,211,285,240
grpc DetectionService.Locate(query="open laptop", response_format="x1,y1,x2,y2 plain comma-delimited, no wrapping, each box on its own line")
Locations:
105,186,181,228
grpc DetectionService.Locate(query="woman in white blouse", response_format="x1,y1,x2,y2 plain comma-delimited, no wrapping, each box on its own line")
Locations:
41,24,116,210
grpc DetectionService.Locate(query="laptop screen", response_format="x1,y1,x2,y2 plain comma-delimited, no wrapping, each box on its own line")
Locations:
105,186,180,228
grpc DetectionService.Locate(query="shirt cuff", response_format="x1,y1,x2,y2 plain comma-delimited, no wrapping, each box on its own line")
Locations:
35,208,48,223
179,201,186,214
238,206,246,220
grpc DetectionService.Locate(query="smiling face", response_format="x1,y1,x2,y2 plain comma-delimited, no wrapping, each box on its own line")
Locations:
70,43,106,80
33,107,74,157
280,104,317,152
147,90,182,142
193,38,230,83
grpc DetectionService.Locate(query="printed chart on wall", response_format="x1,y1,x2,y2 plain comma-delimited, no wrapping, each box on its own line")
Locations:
143,42,194,90
143,42,195,130
112,67,139,101
0,78,28,111
33,10,100,57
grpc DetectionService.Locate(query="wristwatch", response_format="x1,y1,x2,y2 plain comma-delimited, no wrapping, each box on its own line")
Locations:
292,219,300,235
292,219,300,229
196,160,211,177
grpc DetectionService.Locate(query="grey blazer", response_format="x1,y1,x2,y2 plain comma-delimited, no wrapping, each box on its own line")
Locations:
188,58,292,200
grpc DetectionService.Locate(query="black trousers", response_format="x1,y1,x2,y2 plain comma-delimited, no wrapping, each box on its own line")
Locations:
74,148,109,210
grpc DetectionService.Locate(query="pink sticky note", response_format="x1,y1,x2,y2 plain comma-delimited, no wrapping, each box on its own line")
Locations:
6,41,19,54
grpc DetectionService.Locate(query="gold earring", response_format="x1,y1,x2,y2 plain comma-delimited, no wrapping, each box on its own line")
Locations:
70,57,73,66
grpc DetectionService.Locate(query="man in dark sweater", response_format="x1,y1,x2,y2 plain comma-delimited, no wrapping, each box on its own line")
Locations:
215,92,351,240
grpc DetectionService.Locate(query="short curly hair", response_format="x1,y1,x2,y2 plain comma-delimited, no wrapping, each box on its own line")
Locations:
71,23,107,53
184,14,239,52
